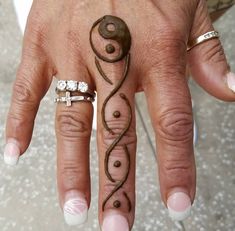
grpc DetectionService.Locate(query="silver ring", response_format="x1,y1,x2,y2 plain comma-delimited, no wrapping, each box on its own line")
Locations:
187,31,219,51
56,80,96,98
55,91,95,107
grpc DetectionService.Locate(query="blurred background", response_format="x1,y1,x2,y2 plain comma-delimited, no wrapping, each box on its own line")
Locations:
0,1,235,230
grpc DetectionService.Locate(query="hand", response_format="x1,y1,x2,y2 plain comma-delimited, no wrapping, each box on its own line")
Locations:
4,0,235,230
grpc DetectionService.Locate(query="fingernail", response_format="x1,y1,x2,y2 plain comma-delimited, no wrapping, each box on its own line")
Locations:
227,72,235,93
63,195,88,226
102,214,129,231
167,192,192,221
4,141,21,166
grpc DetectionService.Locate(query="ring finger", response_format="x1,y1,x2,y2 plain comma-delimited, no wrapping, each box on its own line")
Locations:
55,66,94,226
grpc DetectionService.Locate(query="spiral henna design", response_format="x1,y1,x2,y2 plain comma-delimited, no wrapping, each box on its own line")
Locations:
90,15,132,212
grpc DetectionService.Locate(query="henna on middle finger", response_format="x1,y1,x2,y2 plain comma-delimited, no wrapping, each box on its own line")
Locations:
90,15,132,213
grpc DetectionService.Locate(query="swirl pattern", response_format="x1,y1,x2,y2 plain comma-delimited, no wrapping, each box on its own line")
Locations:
90,15,132,212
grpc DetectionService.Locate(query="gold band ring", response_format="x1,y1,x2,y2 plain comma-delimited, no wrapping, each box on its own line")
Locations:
187,31,219,51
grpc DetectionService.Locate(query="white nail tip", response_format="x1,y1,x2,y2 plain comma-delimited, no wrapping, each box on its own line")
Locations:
229,85,235,92
168,205,191,221
227,72,235,93
4,142,20,166
4,155,19,166
102,214,129,231
63,198,88,226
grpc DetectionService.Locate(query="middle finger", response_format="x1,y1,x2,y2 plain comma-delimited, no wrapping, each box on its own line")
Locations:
89,15,137,230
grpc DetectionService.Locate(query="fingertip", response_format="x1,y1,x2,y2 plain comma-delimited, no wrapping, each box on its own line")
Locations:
3,138,21,166
63,190,88,226
187,1,235,101
227,72,235,93
189,51,235,101
166,190,192,221
102,210,129,231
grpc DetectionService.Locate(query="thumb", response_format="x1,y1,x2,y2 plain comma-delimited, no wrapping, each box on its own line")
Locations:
188,0,235,101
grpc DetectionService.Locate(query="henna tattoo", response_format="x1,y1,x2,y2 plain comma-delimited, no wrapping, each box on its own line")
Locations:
123,191,132,212
106,44,116,54
113,111,121,118
100,54,130,135
90,15,131,63
113,200,121,208
114,160,122,168
102,96,131,211
90,15,132,212
95,57,113,85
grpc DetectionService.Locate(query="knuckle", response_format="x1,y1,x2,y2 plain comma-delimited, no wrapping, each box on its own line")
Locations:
162,158,192,173
56,111,92,139
12,80,38,108
150,22,185,49
157,38,185,62
203,41,225,63
103,183,133,197
145,36,186,79
100,118,137,149
13,82,31,102
27,13,48,41
108,149,130,181
161,158,195,187
64,29,85,66
157,108,193,143
24,15,49,56
102,183,133,211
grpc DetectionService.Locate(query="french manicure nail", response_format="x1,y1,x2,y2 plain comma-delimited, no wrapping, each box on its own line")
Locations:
102,214,129,231
227,72,235,93
63,196,88,226
167,192,191,221
4,141,21,166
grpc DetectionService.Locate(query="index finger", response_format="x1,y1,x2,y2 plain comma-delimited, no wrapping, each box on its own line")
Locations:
4,55,52,165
